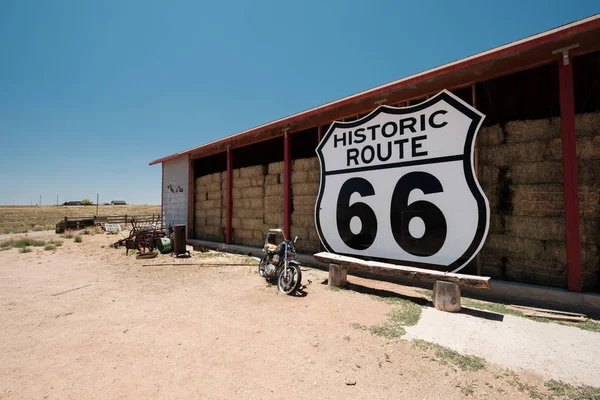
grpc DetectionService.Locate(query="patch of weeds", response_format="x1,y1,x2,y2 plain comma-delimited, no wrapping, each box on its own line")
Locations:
244,257,258,265
456,382,476,397
19,247,32,253
350,322,367,330
106,231,119,235
193,251,223,259
47,239,63,247
61,233,74,239
44,244,57,251
412,340,486,371
101,245,105,248
545,379,600,400
74,235,82,243
0,238,46,250
417,289,433,298
367,297,422,339
343,336,351,342
328,286,342,292
502,370,544,399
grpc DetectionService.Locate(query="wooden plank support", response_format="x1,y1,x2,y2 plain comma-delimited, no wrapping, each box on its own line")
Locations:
328,263,348,287
432,281,462,312
226,146,232,244
283,130,291,239
557,51,582,292
313,252,491,289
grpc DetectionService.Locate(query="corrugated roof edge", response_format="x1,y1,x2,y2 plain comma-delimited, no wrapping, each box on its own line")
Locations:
149,13,600,166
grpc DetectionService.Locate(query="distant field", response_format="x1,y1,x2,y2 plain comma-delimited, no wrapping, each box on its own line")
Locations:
0,205,161,234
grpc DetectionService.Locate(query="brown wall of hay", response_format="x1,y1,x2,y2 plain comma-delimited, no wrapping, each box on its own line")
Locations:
194,172,225,242
290,157,321,253
477,113,600,291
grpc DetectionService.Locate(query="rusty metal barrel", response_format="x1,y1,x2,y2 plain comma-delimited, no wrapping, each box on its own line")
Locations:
173,224,187,255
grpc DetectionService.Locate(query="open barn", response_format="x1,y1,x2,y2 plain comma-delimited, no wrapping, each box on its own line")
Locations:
150,15,600,295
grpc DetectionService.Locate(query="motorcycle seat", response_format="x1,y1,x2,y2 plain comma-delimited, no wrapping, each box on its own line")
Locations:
266,243,278,253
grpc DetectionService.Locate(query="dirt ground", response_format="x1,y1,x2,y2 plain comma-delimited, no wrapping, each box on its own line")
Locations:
0,231,582,399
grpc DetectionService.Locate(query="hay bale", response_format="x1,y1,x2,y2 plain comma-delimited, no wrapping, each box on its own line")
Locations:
231,217,241,228
291,213,315,228
233,208,260,219
575,112,600,137
268,161,284,174
251,177,265,187
207,190,222,200
478,165,498,187
238,198,263,209
505,117,561,144
194,207,207,218
292,183,319,197
576,136,600,160
206,216,221,227
242,187,264,199
293,157,319,171
579,185,600,215
511,184,564,217
580,218,599,245
264,196,284,212
233,178,252,189
241,218,264,231
510,162,563,184
265,184,284,197
264,212,284,227
205,208,222,218
292,171,309,184
295,240,320,253
503,216,564,241
478,141,552,166
239,165,267,178
549,138,562,160
291,226,309,239
578,160,600,185
307,170,320,183
265,174,280,185
308,228,321,242
206,181,221,192
477,124,504,147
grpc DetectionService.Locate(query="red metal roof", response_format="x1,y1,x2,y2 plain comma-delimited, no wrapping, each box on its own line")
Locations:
150,14,600,166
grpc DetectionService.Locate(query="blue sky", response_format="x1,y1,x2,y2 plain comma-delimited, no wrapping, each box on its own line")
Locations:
0,0,597,205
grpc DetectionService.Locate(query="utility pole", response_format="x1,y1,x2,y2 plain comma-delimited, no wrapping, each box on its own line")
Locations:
39,195,42,206
56,194,58,206
96,193,99,215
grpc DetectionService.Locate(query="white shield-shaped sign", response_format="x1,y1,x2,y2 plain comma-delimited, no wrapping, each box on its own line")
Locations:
315,90,489,273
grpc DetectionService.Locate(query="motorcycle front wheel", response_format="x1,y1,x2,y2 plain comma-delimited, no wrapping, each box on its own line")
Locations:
277,264,302,295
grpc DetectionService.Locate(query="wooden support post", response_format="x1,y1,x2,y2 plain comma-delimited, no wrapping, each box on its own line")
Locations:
557,52,582,292
187,154,194,239
283,130,291,239
161,163,165,229
226,146,233,244
432,280,461,312
328,263,347,287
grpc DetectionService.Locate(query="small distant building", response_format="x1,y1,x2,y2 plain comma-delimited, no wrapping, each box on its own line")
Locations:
64,201,82,206
111,200,127,205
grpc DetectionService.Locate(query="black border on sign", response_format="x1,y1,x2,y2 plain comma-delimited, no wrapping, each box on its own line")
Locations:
314,90,489,273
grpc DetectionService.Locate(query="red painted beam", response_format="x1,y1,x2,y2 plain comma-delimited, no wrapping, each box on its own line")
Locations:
284,132,291,239
226,147,233,244
187,154,194,239
558,56,582,292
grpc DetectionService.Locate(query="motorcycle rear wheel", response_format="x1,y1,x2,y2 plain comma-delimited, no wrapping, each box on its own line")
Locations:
277,264,302,295
258,254,268,277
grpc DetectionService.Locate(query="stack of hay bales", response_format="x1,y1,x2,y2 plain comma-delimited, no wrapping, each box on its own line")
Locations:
231,165,267,247
290,157,321,253
477,117,568,288
575,112,600,291
194,172,225,242
264,161,285,230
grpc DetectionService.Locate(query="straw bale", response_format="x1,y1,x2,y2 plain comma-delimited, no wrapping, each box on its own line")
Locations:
265,212,284,227
205,208,222,218
253,230,267,241
307,170,321,183
265,184,284,197
206,182,221,192
221,171,228,181
291,213,315,228
292,195,316,208
579,185,600,215
221,217,227,228
510,184,564,217
576,136,600,160
292,183,319,197
290,227,309,239
242,186,264,199
206,216,221,227
241,218,264,231
239,165,267,178
292,171,309,184
505,117,561,144
265,174,280,185
211,172,222,183
233,178,252,189
293,157,319,171
195,175,211,185
483,234,564,261
575,112,600,137
207,190,222,200
478,141,551,166
251,177,265,187
510,162,563,184
195,184,208,194
196,225,224,239
233,208,260,219
295,240,320,253
231,217,241,228
264,196,284,213
478,165,498,187
194,207,207,218
268,161,284,174
580,218,599,245
503,216,564,241
578,160,600,185
230,188,241,199
477,124,504,147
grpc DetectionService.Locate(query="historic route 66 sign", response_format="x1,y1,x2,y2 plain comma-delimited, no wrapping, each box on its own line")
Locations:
315,90,490,272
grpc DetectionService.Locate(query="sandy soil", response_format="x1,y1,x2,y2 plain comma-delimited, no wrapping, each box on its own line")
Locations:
0,231,564,399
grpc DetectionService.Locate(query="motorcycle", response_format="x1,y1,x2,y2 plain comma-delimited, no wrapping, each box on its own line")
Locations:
258,228,302,295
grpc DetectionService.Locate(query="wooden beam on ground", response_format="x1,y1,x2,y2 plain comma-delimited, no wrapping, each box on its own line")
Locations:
313,252,491,289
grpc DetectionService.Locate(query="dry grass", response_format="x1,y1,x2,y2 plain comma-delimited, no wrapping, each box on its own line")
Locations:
0,205,160,233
